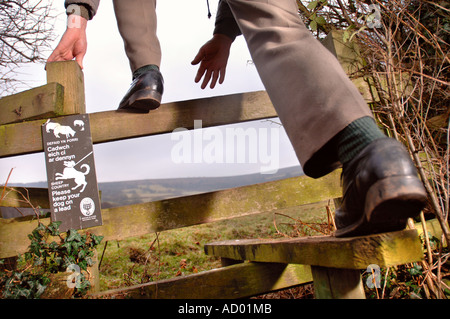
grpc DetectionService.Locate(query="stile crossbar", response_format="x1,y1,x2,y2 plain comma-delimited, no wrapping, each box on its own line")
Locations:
0,31,432,299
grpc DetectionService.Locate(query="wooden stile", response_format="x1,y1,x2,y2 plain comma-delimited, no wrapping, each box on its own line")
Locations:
0,28,433,300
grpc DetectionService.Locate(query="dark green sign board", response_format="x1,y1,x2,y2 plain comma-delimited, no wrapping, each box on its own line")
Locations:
42,114,102,232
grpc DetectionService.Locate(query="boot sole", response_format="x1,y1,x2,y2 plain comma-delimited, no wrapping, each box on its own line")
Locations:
335,175,427,237
118,89,162,113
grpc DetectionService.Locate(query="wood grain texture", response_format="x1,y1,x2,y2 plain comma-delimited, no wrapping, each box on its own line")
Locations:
0,171,341,258
0,90,276,158
0,83,64,125
94,262,312,299
204,229,424,269
46,61,85,115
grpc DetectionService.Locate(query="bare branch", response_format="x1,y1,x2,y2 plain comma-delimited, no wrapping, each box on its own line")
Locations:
0,0,56,95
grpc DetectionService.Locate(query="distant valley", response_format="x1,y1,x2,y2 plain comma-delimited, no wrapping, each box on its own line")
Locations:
3,166,304,214
98,165,304,207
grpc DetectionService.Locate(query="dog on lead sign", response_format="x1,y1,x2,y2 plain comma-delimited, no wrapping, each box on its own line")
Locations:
42,114,102,232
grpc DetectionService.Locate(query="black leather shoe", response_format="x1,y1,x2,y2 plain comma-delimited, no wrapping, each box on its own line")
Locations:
335,138,427,237
118,69,164,113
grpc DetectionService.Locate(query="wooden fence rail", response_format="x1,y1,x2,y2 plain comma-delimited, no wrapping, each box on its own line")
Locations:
0,171,341,259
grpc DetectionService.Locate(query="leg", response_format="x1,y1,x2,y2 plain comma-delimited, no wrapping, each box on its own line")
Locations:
226,0,427,236
113,0,164,112
226,0,373,177
113,0,161,73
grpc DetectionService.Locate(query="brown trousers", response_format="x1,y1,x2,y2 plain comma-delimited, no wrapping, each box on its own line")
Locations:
113,0,161,71
113,0,373,178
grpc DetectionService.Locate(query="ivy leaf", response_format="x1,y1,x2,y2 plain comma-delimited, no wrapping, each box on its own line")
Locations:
91,234,104,246
86,257,94,267
66,229,81,242
78,249,86,259
35,282,47,298
31,228,43,241
54,256,63,267
63,255,76,268
78,260,88,271
71,241,81,253
24,252,32,261
408,264,423,276
33,257,43,266
62,242,72,255
48,241,59,250
47,221,62,236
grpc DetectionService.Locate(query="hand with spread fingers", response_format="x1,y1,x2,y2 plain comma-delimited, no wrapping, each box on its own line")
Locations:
191,34,233,89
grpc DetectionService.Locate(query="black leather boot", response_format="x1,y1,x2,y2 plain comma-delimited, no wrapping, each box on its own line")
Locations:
118,69,164,113
335,138,427,237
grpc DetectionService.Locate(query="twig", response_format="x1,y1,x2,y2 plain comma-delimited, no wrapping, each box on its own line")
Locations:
273,212,327,236
1,168,14,202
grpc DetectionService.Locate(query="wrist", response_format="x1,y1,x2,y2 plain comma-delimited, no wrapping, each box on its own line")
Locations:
213,33,234,45
67,13,88,30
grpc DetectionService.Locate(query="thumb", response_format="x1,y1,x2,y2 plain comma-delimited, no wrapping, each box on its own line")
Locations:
191,49,204,65
75,53,84,69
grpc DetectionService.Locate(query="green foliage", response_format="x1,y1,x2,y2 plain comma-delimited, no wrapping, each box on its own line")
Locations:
0,271,50,299
362,242,450,299
362,263,427,299
98,203,328,290
0,221,103,298
304,0,329,31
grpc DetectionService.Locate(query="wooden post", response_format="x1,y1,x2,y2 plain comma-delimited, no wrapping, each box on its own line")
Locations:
0,83,64,125
46,61,86,114
321,30,379,103
88,250,100,294
311,266,366,299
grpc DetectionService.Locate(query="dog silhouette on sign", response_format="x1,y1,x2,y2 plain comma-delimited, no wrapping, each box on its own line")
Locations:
55,161,90,192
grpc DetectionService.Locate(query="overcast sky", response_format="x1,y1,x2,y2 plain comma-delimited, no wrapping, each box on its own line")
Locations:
1,1,301,184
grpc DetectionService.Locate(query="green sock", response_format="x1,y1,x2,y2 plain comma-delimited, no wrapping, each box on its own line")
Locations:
132,64,160,80
336,116,386,165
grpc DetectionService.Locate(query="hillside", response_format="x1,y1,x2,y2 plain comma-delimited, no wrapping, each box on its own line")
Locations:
98,165,304,207
2,166,304,215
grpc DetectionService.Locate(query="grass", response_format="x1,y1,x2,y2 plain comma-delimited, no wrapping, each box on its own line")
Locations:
96,200,332,291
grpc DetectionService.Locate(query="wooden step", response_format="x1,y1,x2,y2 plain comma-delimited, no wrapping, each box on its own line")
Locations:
204,229,423,269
